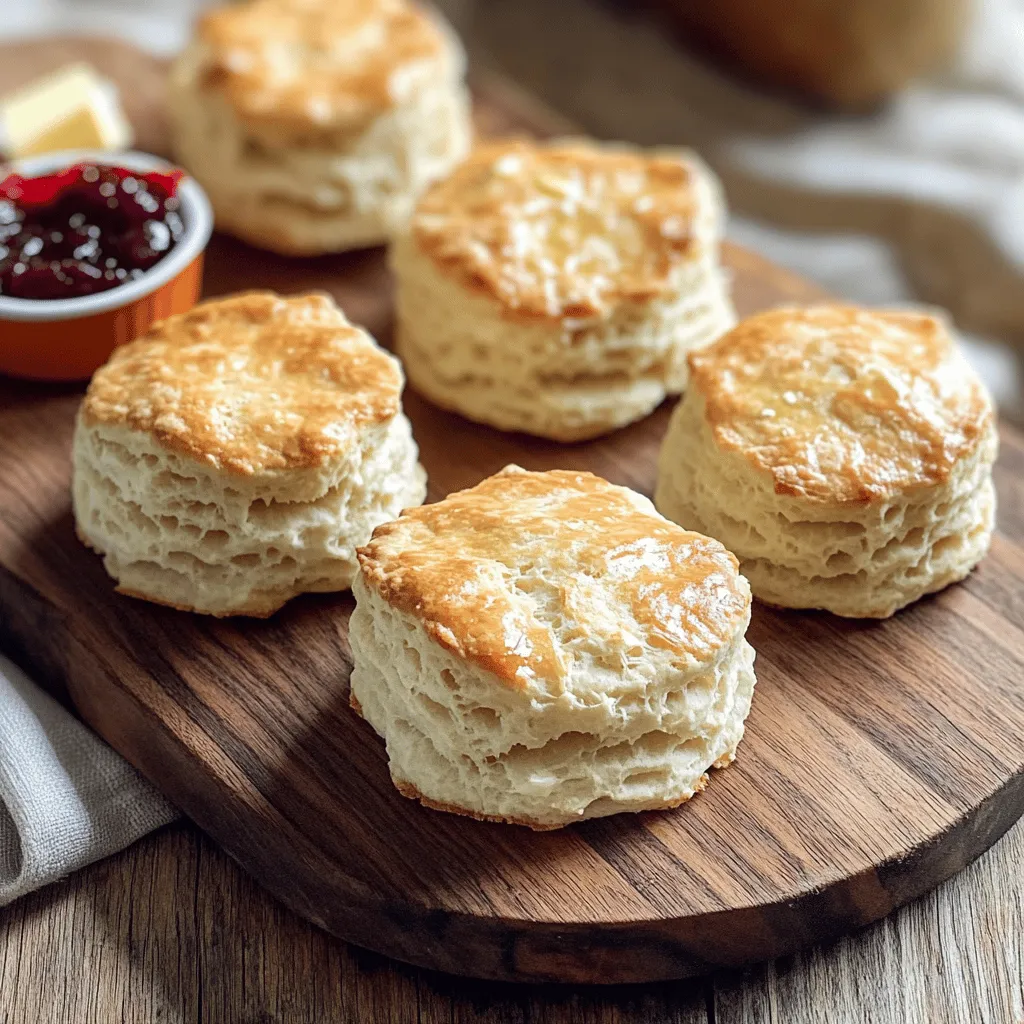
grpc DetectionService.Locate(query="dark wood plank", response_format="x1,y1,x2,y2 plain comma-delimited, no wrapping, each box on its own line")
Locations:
1,41,1023,986
0,822,713,1024
4,797,1020,1022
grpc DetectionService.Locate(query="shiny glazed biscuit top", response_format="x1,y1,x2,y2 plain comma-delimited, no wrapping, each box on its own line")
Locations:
357,466,750,692
82,292,402,474
410,140,704,321
196,0,451,133
689,304,995,503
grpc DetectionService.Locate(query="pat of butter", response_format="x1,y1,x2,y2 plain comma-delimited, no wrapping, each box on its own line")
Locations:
0,63,134,159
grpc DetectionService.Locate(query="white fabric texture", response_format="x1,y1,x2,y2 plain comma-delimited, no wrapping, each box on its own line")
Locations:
721,0,1024,403
726,0,1024,419
0,654,176,906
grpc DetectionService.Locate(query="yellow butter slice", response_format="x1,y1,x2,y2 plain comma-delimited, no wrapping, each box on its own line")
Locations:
0,63,134,159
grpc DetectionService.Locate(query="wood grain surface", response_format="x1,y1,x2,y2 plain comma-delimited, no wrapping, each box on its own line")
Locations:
2,40,1024,987
2,816,1021,1023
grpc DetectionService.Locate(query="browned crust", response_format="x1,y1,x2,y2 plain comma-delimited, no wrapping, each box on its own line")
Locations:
193,0,453,138
408,139,710,322
688,304,995,504
76,524,290,620
712,749,737,770
115,585,282,619
389,768,727,831
204,192,393,257
80,291,402,476
356,466,749,691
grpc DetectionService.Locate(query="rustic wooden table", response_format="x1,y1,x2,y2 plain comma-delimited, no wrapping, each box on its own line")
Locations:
1,818,1021,1023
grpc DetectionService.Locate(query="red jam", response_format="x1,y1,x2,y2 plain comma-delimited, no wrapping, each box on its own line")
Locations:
0,163,185,300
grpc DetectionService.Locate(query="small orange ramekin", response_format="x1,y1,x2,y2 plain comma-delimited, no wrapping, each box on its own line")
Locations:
0,150,214,381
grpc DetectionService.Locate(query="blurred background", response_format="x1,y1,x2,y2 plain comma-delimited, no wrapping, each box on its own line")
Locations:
4,0,1024,420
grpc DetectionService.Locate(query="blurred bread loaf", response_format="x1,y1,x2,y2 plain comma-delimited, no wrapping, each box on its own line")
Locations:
168,0,472,254
391,138,734,441
350,465,756,829
655,304,997,618
73,291,426,617
654,0,969,109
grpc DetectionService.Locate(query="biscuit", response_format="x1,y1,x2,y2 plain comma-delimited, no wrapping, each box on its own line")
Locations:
349,465,756,829
73,291,427,617
391,139,735,441
655,304,998,618
168,0,472,255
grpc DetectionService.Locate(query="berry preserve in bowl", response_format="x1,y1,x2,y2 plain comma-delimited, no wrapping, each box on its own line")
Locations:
0,150,213,382
0,163,186,300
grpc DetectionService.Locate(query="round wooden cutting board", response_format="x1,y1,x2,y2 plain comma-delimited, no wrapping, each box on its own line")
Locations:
1,39,1023,986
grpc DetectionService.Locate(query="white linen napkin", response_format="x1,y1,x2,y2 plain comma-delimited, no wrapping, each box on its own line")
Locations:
0,654,176,906
719,0,1024,413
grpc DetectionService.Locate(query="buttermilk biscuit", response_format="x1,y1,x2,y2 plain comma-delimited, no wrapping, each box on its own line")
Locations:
349,465,756,829
168,0,471,255
73,292,426,617
391,139,735,442
655,304,998,618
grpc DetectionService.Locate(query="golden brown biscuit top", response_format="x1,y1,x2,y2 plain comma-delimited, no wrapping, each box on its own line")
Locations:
689,304,994,503
410,140,704,321
197,0,451,134
358,466,749,692
82,292,402,475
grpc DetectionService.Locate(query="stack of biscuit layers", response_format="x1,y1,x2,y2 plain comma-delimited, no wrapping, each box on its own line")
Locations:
655,305,998,618
169,0,472,254
73,292,427,618
350,466,756,829
392,140,736,441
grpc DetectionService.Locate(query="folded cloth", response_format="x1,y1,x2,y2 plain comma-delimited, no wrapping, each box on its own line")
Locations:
0,654,176,907
719,0,1024,422
721,0,1024,343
